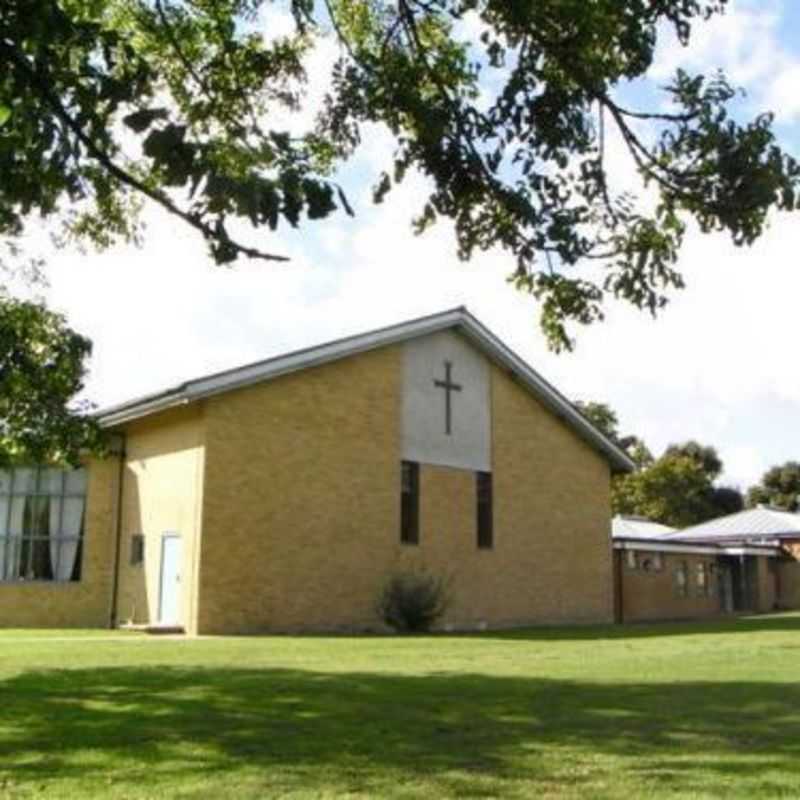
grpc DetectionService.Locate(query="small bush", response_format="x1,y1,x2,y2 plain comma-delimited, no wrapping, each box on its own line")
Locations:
378,571,449,633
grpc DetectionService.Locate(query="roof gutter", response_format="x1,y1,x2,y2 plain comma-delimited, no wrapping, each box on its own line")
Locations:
94,308,636,473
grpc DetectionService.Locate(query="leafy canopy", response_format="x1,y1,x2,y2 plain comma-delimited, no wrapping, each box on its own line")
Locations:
3,0,799,352
0,297,101,467
577,397,744,528
2,0,799,463
747,462,800,512
612,440,744,529
575,400,653,466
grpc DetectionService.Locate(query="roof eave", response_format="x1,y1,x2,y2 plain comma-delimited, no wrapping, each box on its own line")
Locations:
96,307,635,473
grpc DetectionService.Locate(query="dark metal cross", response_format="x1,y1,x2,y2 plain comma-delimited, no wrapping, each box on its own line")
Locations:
433,360,462,435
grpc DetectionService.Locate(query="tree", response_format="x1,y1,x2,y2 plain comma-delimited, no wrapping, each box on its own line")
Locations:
663,440,723,480
711,485,745,516
613,446,744,528
589,417,744,526
613,453,719,528
0,297,101,466
747,462,800,511
3,0,799,349
620,436,655,469
574,401,619,441
575,399,653,466
2,0,799,460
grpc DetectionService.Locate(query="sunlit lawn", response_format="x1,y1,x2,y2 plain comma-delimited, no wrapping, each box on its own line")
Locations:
2,614,800,798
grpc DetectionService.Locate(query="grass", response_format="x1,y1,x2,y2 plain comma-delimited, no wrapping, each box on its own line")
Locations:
2,615,800,798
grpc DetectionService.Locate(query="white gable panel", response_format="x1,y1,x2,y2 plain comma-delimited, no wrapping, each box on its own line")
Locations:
402,330,491,471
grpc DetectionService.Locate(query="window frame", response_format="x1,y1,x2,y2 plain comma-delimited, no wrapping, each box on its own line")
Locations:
674,560,689,597
0,466,87,584
476,471,493,550
400,460,420,545
696,561,711,598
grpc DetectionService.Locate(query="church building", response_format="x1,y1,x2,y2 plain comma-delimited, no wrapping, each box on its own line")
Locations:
0,308,636,634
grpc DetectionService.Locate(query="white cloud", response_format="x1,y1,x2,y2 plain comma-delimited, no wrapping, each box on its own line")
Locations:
651,0,800,123
13,0,800,493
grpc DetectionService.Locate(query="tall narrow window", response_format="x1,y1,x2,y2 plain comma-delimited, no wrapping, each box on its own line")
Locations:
477,471,493,549
400,461,419,545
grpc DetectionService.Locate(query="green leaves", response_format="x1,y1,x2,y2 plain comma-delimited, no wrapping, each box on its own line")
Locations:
747,462,800,511
1,0,798,354
612,438,743,528
122,107,169,133
0,296,103,467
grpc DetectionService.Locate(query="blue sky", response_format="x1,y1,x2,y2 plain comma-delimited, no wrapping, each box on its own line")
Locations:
21,0,800,491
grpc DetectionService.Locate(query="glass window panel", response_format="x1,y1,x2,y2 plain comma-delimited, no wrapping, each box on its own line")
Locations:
30,537,53,580
0,471,12,495
48,496,62,538
26,496,50,537
9,496,26,536
41,468,64,496
19,535,31,580
65,469,87,495
0,495,8,537
62,497,84,537
70,538,83,582
57,538,81,581
4,537,22,580
13,468,36,496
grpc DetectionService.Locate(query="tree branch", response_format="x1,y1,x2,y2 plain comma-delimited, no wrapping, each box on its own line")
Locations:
1,39,289,264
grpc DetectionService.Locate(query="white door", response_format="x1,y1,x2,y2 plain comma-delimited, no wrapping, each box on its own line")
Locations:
159,534,182,625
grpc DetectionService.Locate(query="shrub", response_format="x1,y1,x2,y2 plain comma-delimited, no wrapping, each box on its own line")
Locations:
377,571,449,633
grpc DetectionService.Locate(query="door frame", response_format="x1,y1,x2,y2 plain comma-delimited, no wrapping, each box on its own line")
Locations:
158,532,182,625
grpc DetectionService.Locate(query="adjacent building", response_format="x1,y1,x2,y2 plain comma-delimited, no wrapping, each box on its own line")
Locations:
612,510,792,622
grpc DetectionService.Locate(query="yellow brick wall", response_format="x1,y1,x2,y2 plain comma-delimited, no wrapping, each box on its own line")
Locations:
490,366,613,625
196,344,614,633
618,551,721,622
197,346,401,633
115,405,205,633
0,456,119,629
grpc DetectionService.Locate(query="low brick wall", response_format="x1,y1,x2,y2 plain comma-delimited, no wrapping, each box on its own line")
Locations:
617,550,720,623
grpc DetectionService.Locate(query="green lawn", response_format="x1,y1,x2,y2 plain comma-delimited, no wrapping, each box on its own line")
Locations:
2,616,800,799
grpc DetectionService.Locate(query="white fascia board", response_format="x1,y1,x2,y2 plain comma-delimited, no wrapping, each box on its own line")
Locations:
98,393,188,427
614,540,782,558
614,540,723,556
722,547,783,557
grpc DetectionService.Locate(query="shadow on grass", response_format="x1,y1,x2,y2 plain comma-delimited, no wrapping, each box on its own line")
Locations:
2,664,800,796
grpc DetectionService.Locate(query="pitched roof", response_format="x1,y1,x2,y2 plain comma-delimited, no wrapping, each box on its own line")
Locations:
665,506,800,542
96,307,636,473
612,514,783,557
612,515,676,540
